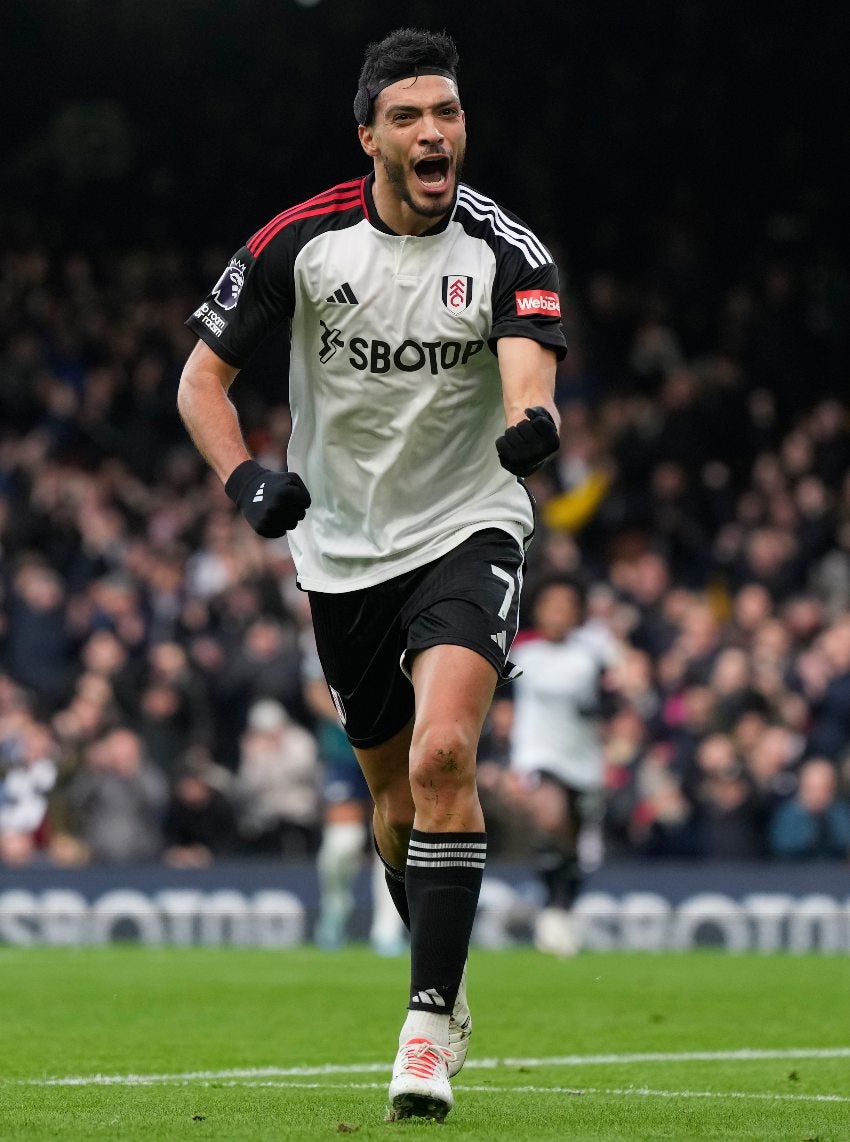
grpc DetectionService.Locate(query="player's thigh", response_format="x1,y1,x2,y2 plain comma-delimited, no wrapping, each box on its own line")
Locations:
308,585,415,750
409,643,497,773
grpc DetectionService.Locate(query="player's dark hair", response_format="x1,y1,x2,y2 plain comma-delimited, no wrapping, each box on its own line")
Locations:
528,572,588,622
354,28,460,125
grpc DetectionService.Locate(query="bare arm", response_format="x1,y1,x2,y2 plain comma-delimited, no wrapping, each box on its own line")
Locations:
496,336,560,431
177,340,251,483
178,339,311,535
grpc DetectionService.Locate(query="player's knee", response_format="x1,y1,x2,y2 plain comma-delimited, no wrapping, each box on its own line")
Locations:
409,723,477,795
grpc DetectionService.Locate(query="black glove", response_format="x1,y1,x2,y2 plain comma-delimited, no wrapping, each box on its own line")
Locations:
225,459,311,538
495,406,560,476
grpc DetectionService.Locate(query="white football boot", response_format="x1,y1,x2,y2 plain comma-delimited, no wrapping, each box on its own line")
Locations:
534,906,580,957
448,961,472,1076
387,1037,456,1122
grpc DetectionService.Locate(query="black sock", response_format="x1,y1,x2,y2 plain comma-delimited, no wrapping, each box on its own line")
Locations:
533,838,580,909
405,829,486,1014
374,836,411,930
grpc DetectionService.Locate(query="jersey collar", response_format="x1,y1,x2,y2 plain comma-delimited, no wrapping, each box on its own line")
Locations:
363,172,456,237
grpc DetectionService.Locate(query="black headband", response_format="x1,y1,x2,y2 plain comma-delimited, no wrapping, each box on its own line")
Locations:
353,66,458,125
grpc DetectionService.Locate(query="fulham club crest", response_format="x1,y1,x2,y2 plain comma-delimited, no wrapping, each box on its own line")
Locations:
442,275,473,314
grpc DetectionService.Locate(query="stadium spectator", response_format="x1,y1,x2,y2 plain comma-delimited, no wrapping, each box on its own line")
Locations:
743,724,802,815
5,562,70,706
685,734,765,860
64,728,168,863
804,616,850,761
233,699,321,857
768,758,850,861
212,617,311,748
162,749,239,867
727,582,774,648
708,648,753,722
621,740,698,858
135,641,212,776
0,719,58,864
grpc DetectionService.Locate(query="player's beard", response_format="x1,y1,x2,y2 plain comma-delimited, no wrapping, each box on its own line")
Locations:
382,150,464,219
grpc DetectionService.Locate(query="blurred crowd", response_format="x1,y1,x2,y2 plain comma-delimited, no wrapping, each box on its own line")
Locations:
1,227,850,868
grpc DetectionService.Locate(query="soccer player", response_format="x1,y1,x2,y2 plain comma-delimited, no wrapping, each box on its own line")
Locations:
178,27,565,1122
509,575,619,955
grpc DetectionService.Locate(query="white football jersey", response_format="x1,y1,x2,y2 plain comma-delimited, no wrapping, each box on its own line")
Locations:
188,175,566,591
510,622,619,791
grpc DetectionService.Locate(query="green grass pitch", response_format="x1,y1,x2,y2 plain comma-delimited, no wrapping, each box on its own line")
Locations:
1,945,848,1140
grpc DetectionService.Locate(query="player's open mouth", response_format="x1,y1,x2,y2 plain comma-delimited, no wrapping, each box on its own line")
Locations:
413,155,451,194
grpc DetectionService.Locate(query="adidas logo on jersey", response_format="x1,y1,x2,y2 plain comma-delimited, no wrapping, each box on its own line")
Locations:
253,483,265,503
326,282,358,305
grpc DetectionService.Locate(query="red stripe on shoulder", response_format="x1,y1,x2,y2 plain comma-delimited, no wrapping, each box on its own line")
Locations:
249,195,362,256
247,180,363,255
248,178,361,248
250,199,362,256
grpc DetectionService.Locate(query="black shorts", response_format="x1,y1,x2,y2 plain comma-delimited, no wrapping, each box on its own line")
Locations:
526,771,604,832
308,528,525,749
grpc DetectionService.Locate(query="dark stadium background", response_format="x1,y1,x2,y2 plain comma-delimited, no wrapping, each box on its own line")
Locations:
2,0,850,949
6,2,847,422
6,2,847,286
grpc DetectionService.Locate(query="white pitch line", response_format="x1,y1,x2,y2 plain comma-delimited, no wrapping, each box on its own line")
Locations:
500,1085,850,1105
16,1063,389,1087
10,1047,850,1088
58,1077,850,1106
222,1080,850,1104
485,1047,850,1068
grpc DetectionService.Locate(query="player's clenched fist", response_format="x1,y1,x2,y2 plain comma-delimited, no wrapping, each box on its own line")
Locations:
225,459,311,537
495,406,560,477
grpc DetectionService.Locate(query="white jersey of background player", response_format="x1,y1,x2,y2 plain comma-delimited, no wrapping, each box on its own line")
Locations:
508,574,618,956
511,608,618,791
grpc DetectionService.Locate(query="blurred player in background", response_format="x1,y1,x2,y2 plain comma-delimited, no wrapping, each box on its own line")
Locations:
509,574,619,955
178,27,565,1121
302,637,406,956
